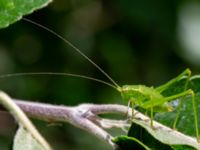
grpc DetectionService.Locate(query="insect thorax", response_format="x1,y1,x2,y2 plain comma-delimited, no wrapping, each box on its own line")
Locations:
120,85,163,106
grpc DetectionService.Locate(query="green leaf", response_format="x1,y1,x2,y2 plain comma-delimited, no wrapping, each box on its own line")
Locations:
155,75,200,137
127,123,173,150
114,74,200,150
0,0,52,29
113,135,151,150
161,75,200,96
114,123,196,150
130,74,200,150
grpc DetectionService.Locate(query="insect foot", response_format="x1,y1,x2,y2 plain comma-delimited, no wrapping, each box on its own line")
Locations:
150,120,156,130
197,138,200,143
172,127,177,131
188,90,200,143
143,118,150,122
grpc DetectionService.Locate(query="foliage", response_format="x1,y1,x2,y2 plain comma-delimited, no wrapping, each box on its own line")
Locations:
155,75,200,137
1,0,200,150
0,0,52,28
114,75,200,150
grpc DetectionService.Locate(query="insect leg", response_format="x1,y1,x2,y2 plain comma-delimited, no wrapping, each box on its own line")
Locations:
132,101,135,118
190,91,200,143
164,89,199,142
156,68,191,93
126,100,131,119
150,96,154,128
173,69,190,130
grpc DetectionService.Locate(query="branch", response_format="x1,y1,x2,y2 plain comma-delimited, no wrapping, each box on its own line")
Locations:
0,98,200,149
10,100,118,149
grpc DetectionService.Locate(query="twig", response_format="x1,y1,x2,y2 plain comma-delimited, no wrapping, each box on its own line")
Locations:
11,100,118,149
0,98,200,149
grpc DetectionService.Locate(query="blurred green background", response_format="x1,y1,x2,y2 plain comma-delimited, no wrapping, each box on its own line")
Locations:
0,0,200,149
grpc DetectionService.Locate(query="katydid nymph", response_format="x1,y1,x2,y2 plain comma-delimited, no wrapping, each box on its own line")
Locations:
0,18,199,143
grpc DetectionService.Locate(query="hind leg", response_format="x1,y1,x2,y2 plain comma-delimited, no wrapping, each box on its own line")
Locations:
165,89,199,142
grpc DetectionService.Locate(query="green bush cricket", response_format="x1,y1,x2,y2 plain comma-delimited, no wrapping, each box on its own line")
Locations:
0,18,199,143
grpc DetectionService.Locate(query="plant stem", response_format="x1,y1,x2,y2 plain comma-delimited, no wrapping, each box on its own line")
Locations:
0,98,199,149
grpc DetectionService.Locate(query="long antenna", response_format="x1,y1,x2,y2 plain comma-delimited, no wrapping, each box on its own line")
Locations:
22,18,120,88
0,72,117,89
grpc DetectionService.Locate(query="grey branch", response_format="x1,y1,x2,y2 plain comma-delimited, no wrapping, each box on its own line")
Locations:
1,98,200,149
